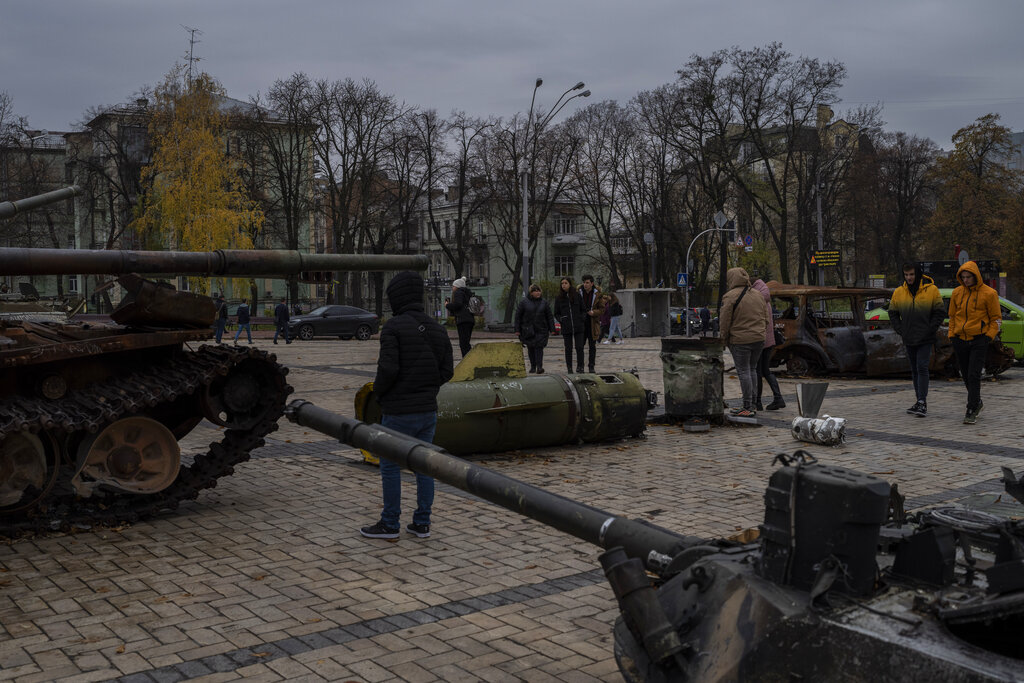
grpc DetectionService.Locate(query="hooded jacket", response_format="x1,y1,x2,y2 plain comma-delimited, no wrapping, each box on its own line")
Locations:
948,261,1001,341
751,279,776,348
888,267,945,346
719,267,768,346
446,285,475,326
553,288,586,338
374,271,454,414
515,293,556,348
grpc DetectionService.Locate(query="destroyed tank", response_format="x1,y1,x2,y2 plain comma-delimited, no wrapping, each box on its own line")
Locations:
287,400,1024,682
0,193,426,534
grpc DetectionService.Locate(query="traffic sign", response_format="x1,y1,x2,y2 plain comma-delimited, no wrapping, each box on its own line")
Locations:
677,272,688,287
744,234,753,246
811,249,841,267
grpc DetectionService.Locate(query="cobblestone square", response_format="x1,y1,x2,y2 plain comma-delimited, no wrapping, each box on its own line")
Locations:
2,333,1022,682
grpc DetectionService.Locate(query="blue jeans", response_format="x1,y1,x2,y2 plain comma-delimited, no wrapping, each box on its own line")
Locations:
214,318,226,343
379,412,436,529
905,343,932,402
273,322,290,343
234,323,252,343
608,316,622,342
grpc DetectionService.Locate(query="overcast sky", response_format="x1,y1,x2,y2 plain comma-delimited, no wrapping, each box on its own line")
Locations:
3,0,1022,147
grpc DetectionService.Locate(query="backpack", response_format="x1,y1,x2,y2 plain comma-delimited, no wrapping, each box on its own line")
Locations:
609,301,623,317
468,295,485,316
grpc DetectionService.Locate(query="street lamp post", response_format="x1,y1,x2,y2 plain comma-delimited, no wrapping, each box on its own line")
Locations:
519,78,590,297
684,211,735,337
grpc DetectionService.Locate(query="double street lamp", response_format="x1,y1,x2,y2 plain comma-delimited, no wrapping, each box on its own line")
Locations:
520,78,590,294
684,211,735,337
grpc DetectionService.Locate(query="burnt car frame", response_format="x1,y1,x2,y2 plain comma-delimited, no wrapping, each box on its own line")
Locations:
766,282,1014,377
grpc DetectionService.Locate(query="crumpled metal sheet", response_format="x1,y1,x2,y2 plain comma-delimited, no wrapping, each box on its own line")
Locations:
791,414,846,446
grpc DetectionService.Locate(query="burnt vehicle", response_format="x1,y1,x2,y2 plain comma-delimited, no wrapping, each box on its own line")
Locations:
767,282,1015,377
288,400,1024,682
0,194,426,534
288,304,379,341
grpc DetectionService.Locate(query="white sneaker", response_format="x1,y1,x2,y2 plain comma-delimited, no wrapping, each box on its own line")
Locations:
615,340,623,344
601,340,610,344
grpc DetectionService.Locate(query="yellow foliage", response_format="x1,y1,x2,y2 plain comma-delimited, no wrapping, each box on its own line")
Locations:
132,66,263,296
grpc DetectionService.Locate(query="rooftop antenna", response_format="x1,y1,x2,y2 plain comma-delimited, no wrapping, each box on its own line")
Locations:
182,25,203,86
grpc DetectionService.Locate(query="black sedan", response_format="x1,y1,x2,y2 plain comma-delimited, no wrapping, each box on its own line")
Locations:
288,305,379,341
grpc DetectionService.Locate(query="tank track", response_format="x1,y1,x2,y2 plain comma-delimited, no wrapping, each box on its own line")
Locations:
0,344,291,536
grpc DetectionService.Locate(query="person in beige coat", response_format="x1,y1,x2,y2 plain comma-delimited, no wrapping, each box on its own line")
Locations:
719,267,769,417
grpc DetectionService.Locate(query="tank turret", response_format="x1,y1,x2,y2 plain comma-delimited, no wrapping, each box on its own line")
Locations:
286,399,1024,683
0,245,425,533
0,185,81,220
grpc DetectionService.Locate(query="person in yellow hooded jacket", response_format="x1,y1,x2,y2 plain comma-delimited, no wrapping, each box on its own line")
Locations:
888,264,945,417
947,260,1001,424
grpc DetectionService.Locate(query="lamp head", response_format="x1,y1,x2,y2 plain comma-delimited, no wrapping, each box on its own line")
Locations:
580,90,591,98
573,81,585,90
535,77,543,88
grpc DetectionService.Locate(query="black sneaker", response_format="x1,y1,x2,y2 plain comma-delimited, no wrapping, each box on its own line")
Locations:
755,401,764,411
910,402,927,417
359,522,399,539
963,410,976,425
906,400,923,415
766,399,786,410
406,523,430,538
974,400,984,418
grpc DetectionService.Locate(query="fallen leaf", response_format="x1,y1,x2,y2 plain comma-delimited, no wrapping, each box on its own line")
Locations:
252,652,269,658
116,645,125,654
253,575,266,581
306,618,322,623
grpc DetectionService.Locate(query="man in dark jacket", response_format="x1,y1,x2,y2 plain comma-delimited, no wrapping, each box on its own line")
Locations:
888,264,945,417
361,271,454,539
233,300,253,345
273,297,291,344
578,275,604,373
699,305,711,337
213,293,228,343
446,277,475,358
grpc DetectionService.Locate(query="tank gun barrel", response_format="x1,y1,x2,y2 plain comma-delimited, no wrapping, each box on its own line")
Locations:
285,399,704,570
0,186,82,220
0,247,427,276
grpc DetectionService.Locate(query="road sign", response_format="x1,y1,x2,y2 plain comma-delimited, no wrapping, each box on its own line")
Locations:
677,272,688,287
811,250,841,267
958,249,970,266
744,246,753,252
744,234,753,246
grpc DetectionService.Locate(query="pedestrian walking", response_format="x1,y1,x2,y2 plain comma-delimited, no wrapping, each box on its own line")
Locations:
598,295,611,344
605,292,624,344
446,277,475,358
751,279,785,411
213,293,228,343
888,264,945,417
578,275,604,372
699,305,711,337
233,299,253,345
947,261,1001,425
554,277,586,373
515,284,556,374
719,267,768,418
361,271,454,539
273,297,291,344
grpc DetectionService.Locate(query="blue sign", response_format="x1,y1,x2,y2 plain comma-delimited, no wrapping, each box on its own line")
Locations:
677,272,688,287
744,234,754,246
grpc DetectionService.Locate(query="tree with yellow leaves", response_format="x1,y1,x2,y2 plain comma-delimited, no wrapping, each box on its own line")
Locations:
133,65,262,295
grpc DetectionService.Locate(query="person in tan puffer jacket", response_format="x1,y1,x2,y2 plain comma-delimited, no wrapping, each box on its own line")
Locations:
720,267,769,416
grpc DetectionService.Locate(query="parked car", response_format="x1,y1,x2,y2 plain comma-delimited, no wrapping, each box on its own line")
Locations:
288,305,379,341
669,307,703,335
865,289,1024,363
766,282,1015,377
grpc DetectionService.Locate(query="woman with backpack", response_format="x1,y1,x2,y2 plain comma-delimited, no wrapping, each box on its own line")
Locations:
554,277,586,373
604,292,624,344
447,277,475,358
515,284,556,374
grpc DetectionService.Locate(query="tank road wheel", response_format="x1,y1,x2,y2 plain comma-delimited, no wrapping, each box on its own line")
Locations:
298,324,315,341
356,325,372,341
73,417,180,496
201,357,285,430
0,432,59,514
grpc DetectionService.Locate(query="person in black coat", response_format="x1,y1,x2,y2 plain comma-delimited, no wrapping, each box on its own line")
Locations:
361,271,455,540
515,284,556,374
553,277,586,373
446,277,475,358
273,297,291,344
699,305,711,337
213,293,228,343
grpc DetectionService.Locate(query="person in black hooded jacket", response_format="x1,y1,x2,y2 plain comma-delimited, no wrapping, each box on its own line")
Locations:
360,271,454,540
446,277,475,357
553,277,586,372
516,284,556,373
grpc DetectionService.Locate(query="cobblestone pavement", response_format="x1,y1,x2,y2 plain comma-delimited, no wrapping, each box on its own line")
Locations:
2,333,1022,682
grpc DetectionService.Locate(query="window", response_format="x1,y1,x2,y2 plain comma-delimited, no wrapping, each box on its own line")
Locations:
68,275,79,293
555,256,575,277
555,217,577,234
444,220,451,240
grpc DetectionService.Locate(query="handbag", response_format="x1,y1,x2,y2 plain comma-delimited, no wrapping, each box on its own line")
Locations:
773,328,785,346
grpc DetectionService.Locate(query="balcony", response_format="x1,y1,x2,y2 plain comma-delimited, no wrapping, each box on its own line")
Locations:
552,233,584,245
